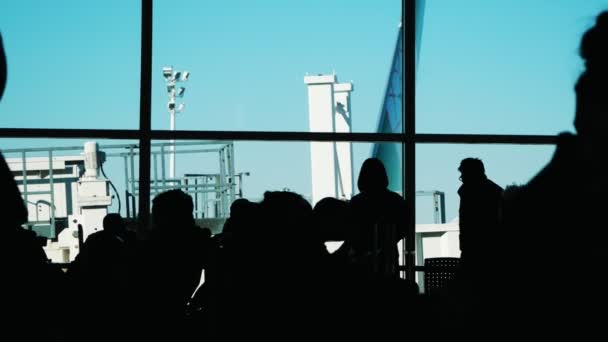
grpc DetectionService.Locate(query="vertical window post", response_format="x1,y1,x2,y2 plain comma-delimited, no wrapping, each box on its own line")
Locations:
138,0,153,233
404,0,416,282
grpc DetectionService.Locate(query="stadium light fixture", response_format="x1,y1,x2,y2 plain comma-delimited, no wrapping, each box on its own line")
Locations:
162,66,173,80
181,71,190,81
162,66,190,179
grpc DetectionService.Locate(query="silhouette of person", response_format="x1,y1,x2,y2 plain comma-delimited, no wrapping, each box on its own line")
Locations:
312,197,352,245
0,152,53,340
221,198,259,237
68,213,135,339
456,158,503,273
70,213,134,279
210,191,338,341
202,198,260,290
137,189,212,338
188,198,262,330
0,32,67,340
72,213,135,269
1,161,67,332
491,11,608,335
344,158,407,278
312,194,419,341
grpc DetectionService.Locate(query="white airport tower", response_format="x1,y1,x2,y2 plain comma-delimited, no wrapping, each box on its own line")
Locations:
304,74,354,205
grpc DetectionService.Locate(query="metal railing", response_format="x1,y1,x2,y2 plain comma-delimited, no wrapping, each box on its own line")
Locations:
1,141,241,236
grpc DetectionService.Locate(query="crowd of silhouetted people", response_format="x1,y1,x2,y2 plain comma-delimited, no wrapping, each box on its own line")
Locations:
1,9,606,341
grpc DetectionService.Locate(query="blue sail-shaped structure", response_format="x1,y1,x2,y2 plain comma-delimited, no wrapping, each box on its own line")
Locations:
372,0,425,193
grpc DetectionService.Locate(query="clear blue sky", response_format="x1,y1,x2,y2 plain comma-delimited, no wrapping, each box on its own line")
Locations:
1,1,606,221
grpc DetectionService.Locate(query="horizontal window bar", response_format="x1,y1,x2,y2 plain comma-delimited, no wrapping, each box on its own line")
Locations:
150,130,405,142
0,128,559,145
416,133,557,145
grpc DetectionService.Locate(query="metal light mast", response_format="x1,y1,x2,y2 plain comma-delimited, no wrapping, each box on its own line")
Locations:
162,66,189,179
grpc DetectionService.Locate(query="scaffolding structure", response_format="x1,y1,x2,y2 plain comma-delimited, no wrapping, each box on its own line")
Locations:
1,141,239,239
117,141,238,220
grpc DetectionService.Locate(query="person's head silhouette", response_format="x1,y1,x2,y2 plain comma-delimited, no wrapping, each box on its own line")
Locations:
260,191,314,248
313,197,351,242
574,11,607,145
458,158,486,184
223,198,259,235
357,158,389,193
152,189,195,231
103,213,126,235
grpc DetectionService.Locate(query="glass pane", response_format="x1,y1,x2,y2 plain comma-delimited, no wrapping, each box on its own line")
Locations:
152,0,402,132
0,1,141,129
414,143,555,289
416,1,605,134
148,140,401,218
0,138,138,263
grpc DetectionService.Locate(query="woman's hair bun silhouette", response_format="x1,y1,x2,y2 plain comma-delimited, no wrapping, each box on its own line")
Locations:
580,11,608,73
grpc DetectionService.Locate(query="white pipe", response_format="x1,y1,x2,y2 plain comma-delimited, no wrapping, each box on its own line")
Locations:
83,141,99,179
169,108,175,179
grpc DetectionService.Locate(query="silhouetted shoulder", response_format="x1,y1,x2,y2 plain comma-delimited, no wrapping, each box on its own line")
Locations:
520,133,579,194
386,189,406,203
351,189,405,209
486,179,503,194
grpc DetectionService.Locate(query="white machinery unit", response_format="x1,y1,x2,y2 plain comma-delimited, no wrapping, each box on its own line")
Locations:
77,142,112,239
6,142,112,263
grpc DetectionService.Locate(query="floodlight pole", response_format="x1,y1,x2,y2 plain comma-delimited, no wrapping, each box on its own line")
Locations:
169,100,176,179
163,67,188,180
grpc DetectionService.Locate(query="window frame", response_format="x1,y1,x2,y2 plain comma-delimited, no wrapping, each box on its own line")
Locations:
0,0,559,282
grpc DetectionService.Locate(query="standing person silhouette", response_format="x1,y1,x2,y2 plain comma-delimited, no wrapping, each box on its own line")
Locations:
0,32,67,340
137,190,212,339
457,158,503,277
346,158,407,278
491,11,608,336
68,213,135,339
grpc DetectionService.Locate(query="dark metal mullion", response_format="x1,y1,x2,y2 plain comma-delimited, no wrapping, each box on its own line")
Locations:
404,0,416,282
416,133,557,145
137,0,153,232
0,127,559,145
149,130,405,142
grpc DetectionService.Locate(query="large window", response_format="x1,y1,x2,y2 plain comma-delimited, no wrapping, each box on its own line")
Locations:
1,0,600,284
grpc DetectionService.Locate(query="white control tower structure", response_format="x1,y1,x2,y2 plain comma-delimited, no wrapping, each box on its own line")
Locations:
304,74,354,205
